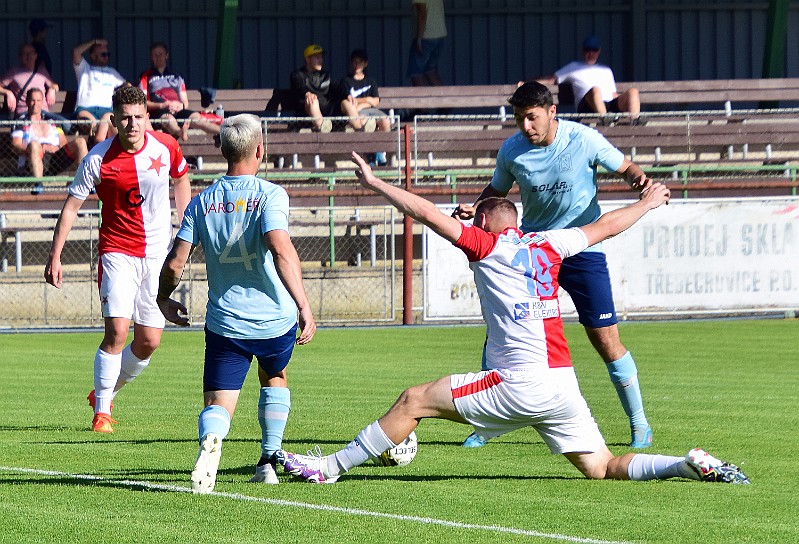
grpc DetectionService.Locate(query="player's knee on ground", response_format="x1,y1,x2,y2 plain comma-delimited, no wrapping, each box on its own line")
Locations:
565,451,611,480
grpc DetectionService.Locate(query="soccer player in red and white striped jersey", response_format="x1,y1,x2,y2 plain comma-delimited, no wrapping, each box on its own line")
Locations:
45,86,190,434
276,152,749,486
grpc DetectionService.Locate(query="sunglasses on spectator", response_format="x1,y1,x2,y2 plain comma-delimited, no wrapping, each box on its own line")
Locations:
583,47,600,52
98,52,110,58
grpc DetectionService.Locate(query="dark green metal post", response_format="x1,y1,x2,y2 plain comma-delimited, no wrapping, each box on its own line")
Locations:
760,0,790,108
214,0,239,89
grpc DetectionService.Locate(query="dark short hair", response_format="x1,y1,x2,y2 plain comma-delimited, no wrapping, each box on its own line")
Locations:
350,48,368,61
26,87,44,100
150,42,169,53
112,85,147,111
509,81,554,110
474,197,518,222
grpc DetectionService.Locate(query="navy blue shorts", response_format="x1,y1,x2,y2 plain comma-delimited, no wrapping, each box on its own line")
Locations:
558,252,618,328
407,38,445,77
203,325,297,391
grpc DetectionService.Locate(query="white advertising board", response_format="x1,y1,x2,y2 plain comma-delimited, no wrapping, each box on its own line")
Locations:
423,197,799,320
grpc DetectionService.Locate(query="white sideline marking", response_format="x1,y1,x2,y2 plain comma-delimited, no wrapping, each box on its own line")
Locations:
1,466,634,544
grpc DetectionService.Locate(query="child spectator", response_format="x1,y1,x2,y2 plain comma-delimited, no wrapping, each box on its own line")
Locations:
339,49,390,166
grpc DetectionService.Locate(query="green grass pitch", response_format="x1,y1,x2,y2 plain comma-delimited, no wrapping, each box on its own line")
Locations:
0,320,797,543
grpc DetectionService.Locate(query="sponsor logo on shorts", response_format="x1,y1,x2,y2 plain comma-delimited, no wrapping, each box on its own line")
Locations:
599,312,613,320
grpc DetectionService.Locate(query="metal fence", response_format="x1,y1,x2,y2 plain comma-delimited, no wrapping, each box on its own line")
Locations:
0,205,398,328
411,110,799,194
3,109,799,328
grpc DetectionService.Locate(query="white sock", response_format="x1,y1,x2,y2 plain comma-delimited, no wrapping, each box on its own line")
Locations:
116,344,150,393
627,453,699,481
330,421,396,476
94,349,121,414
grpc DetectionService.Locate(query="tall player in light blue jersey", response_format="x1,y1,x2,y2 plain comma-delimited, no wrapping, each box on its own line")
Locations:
454,82,654,449
157,114,316,493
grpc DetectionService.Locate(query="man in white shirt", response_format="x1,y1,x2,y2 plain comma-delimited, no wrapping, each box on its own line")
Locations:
72,38,127,142
535,36,641,123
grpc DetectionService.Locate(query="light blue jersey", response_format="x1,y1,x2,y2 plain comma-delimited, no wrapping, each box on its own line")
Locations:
177,175,296,339
492,119,624,251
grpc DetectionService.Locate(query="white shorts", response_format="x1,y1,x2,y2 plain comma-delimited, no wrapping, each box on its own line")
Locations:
98,252,166,328
451,366,606,454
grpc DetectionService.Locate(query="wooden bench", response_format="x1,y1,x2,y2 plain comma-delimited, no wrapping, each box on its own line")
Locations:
47,77,799,120
598,115,799,164
553,78,799,113
180,127,398,172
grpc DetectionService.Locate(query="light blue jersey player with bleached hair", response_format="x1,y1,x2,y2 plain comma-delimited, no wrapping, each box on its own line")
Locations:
157,113,316,493
454,81,654,449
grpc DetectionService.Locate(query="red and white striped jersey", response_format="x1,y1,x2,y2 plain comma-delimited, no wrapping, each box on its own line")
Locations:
455,224,588,370
70,131,188,257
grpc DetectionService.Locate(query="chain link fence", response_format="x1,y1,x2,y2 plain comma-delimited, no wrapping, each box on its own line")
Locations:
411,109,799,192
3,109,799,327
0,205,398,328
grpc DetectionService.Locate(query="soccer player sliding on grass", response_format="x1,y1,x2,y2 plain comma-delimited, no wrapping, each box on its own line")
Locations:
276,151,750,485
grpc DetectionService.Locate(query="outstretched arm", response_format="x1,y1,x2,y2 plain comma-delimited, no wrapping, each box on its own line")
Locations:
352,151,462,243
264,229,316,345
580,183,670,247
156,237,194,326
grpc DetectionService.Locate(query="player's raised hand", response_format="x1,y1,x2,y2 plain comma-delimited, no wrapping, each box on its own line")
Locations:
295,307,316,345
640,182,670,209
157,296,190,327
451,203,476,220
352,151,378,189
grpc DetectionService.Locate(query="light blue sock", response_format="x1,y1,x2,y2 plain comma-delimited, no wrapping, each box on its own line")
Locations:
258,387,291,460
198,405,231,443
606,351,649,429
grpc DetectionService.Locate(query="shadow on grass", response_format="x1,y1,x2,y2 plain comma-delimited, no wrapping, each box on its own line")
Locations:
0,476,188,492
284,438,545,447
0,425,88,432
0,469,582,488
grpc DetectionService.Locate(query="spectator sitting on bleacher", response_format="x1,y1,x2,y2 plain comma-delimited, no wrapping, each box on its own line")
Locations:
1,43,60,118
290,44,337,133
339,48,390,166
531,36,641,124
11,88,87,178
72,38,126,142
138,42,221,142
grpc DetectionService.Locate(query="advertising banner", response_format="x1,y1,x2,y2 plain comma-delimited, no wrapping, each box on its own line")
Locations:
423,198,799,320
